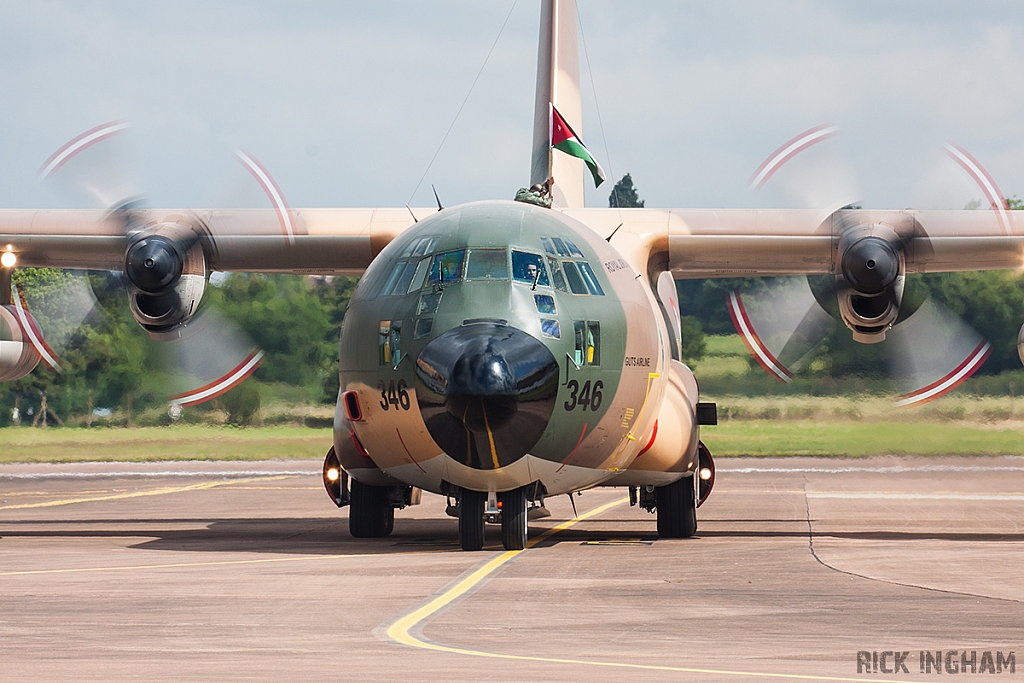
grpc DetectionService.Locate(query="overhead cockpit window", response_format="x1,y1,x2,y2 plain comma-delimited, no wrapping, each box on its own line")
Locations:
511,251,550,287
428,250,466,285
541,237,557,256
550,237,572,257
577,262,605,296
534,294,556,314
547,257,568,292
562,261,589,295
466,249,509,281
402,236,440,258
562,238,585,258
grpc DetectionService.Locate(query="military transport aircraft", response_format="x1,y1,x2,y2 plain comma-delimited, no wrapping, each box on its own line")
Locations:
2,1,1024,552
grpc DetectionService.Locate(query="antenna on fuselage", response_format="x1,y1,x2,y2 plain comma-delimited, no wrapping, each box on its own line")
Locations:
431,185,444,211
605,222,623,242
405,205,419,223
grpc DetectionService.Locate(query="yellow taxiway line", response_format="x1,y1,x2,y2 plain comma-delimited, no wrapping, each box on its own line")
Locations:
0,475,293,511
383,495,911,683
385,497,627,644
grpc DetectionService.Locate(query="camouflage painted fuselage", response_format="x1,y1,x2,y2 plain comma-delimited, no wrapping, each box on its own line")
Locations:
334,200,691,496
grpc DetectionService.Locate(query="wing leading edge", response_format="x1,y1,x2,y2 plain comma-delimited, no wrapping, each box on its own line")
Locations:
1,206,1021,278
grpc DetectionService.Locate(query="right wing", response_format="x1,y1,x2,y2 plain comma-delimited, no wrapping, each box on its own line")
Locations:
0,208,424,275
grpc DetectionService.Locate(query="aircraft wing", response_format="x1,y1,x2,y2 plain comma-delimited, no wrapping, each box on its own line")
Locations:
2,206,1022,280
0,208,423,275
566,208,1024,279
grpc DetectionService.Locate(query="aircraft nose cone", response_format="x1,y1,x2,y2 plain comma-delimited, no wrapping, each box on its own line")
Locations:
415,322,559,470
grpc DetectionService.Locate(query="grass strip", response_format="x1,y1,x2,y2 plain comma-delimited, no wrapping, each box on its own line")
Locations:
0,425,331,463
1,420,1023,463
706,420,1024,457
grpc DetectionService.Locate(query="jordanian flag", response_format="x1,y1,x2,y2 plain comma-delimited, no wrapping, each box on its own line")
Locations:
551,104,606,188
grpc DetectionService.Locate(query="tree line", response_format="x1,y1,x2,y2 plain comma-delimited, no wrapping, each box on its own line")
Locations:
0,270,357,426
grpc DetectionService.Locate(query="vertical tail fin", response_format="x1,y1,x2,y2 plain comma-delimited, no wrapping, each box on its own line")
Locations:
531,0,585,208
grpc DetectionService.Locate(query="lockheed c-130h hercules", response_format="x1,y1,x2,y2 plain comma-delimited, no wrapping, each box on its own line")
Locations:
3,1,1024,551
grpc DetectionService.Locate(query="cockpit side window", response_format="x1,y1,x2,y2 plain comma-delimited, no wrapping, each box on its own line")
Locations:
572,320,601,366
408,256,433,293
577,262,605,296
562,261,589,295
547,257,568,292
511,251,550,287
379,321,392,365
379,261,403,296
380,320,403,367
466,249,509,281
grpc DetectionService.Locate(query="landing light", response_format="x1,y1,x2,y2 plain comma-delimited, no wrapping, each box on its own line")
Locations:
326,467,340,482
699,467,712,481
1,251,16,268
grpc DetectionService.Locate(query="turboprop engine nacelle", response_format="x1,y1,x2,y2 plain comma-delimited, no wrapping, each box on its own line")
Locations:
835,224,905,344
124,221,207,340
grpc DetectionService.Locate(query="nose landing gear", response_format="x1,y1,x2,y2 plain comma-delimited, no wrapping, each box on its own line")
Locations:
455,484,535,551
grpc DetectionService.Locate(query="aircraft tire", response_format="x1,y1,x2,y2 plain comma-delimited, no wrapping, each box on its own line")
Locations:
459,488,486,551
499,486,528,550
349,479,392,538
655,473,698,539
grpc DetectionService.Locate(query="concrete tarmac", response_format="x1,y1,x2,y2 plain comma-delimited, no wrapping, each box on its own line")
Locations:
1,456,1022,682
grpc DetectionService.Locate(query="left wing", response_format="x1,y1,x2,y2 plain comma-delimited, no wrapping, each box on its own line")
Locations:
566,208,1024,279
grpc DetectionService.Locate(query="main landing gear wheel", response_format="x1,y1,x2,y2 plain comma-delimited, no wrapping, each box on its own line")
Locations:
655,473,698,539
349,479,394,538
459,488,486,551
498,486,528,550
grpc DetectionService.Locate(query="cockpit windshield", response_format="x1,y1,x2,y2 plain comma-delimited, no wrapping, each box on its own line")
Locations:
465,249,509,281
428,250,466,285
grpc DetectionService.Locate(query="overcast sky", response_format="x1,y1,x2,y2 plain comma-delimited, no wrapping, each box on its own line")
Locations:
2,1,1024,213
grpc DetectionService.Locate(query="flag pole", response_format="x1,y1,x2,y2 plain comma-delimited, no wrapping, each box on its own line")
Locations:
548,101,554,185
